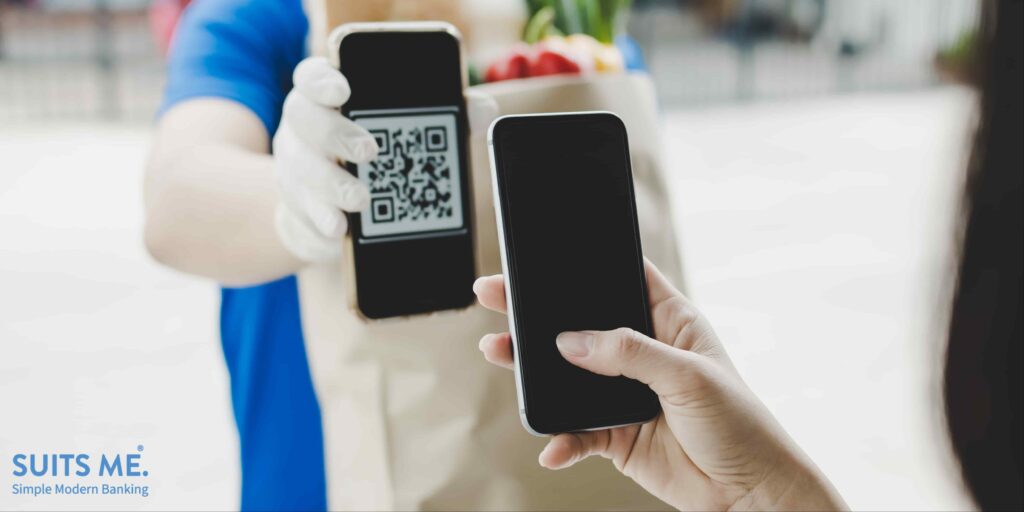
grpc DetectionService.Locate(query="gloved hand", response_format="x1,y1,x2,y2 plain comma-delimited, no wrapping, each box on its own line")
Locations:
273,56,378,262
273,56,498,263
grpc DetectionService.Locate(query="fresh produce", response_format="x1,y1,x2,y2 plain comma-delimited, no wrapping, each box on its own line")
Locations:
564,33,623,72
485,33,622,83
524,0,633,44
483,1,632,83
484,44,532,82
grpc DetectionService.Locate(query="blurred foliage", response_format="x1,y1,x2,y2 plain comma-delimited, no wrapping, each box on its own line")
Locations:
523,0,633,43
939,29,977,65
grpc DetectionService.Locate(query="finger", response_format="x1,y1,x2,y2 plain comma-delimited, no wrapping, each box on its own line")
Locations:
642,258,728,361
472,274,507,313
274,203,341,262
293,57,352,107
478,332,514,370
465,89,499,135
281,93,378,163
643,257,683,307
275,125,371,212
538,430,611,470
555,328,703,397
302,192,347,238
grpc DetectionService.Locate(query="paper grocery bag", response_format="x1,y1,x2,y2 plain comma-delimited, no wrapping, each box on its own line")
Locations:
468,73,687,289
309,0,470,57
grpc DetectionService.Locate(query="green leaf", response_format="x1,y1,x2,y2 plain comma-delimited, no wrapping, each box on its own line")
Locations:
579,0,597,39
524,0,550,17
522,0,631,41
524,6,557,44
555,0,580,35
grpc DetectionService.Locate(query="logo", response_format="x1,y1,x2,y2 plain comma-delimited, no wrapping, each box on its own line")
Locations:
10,444,150,498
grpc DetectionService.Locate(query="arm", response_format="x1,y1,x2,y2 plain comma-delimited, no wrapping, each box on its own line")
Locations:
144,98,303,286
146,53,380,286
145,0,369,286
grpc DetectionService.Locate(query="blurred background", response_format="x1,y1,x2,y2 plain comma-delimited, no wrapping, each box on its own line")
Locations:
1,0,981,510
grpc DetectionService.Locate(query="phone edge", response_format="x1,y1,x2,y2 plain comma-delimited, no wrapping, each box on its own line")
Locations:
487,116,542,437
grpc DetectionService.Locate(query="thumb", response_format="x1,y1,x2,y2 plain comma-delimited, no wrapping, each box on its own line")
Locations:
556,328,702,397
465,88,499,135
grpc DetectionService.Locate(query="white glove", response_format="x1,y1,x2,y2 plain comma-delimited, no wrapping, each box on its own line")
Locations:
273,56,499,263
273,56,378,262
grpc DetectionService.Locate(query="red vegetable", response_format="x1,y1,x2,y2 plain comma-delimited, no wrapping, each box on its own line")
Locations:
527,48,582,77
485,47,531,82
484,39,589,83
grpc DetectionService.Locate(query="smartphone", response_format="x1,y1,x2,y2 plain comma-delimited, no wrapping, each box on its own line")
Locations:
488,112,661,435
329,22,475,319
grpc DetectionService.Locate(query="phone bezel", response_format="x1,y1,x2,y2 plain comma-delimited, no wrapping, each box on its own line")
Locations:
487,111,661,435
328,21,467,86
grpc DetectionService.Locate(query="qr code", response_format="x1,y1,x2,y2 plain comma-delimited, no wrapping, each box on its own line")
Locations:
352,110,464,239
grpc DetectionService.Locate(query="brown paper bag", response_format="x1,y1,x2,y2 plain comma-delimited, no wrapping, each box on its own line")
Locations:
469,73,687,289
310,0,471,56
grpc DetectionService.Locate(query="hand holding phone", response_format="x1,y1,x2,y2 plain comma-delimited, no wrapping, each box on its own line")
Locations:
483,112,846,509
472,260,848,512
273,56,380,263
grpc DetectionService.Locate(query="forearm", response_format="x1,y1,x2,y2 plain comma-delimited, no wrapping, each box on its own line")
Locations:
144,99,305,286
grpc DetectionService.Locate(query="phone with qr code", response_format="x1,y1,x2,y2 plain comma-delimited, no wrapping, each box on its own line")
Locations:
488,112,661,435
329,22,475,319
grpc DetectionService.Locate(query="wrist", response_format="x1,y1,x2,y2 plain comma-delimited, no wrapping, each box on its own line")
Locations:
731,452,847,512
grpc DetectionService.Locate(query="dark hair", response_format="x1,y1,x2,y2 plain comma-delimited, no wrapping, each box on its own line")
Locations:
944,0,1023,510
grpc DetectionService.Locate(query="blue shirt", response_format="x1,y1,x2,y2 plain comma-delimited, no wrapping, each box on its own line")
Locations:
161,2,646,509
161,1,326,510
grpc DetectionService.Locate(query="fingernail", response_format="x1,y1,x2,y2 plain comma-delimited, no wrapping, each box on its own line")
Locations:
537,444,554,468
318,78,348,105
472,278,484,295
353,137,378,161
555,332,591,357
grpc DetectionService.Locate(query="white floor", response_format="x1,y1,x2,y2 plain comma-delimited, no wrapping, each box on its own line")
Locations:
0,124,237,510
0,87,977,510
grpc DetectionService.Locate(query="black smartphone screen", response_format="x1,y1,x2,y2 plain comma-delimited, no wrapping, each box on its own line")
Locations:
338,28,475,319
491,113,661,434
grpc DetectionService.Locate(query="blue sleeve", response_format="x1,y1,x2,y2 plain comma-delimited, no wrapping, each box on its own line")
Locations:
160,0,308,135
158,3,327,511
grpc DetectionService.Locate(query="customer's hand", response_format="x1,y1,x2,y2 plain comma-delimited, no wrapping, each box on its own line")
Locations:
473,259,847,511
272,57,499,261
